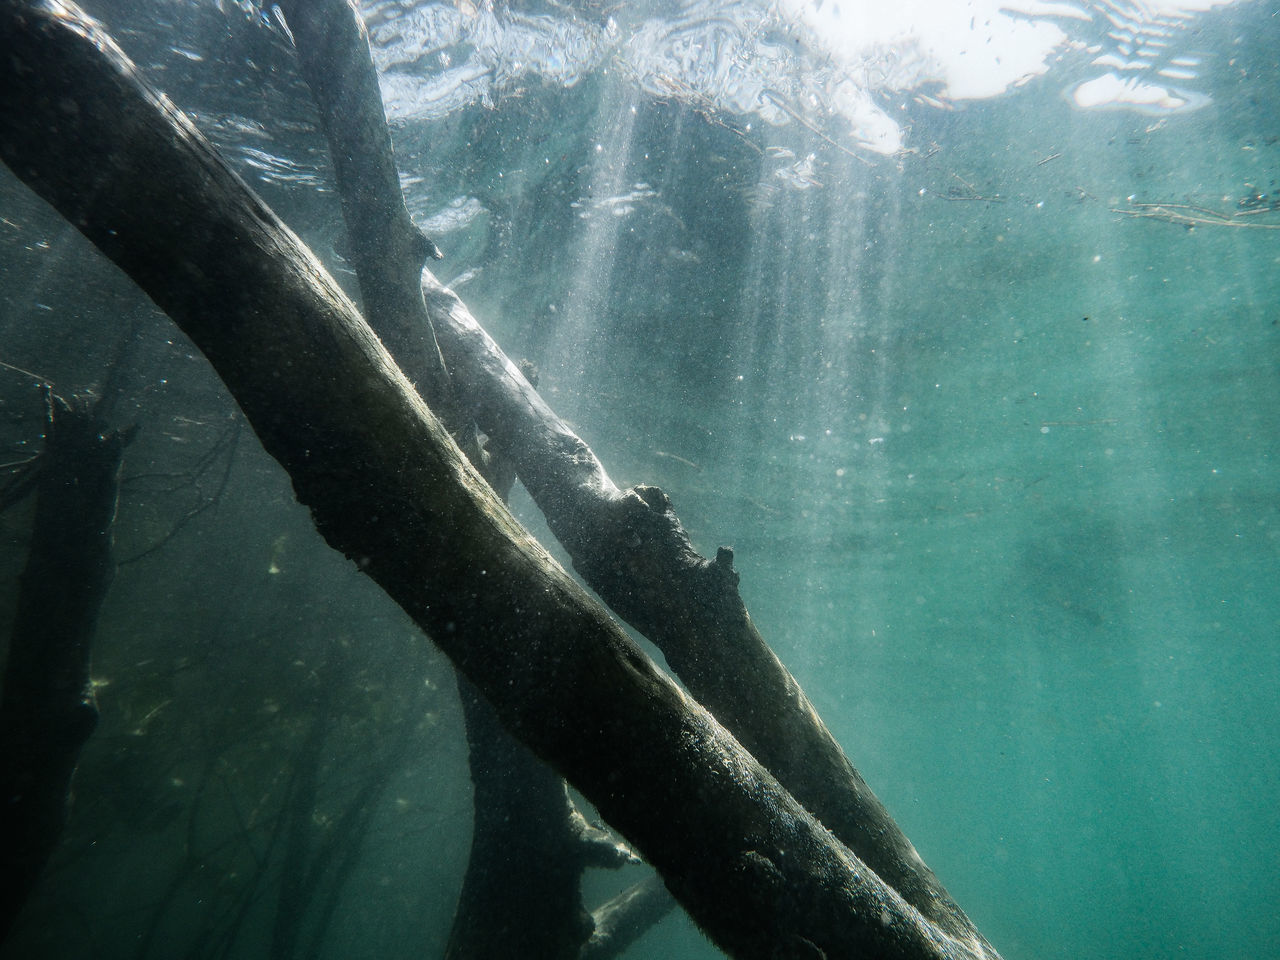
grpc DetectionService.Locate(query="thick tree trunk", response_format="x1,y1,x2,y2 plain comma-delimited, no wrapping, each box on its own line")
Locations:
0,4,999,958
0,393,132,940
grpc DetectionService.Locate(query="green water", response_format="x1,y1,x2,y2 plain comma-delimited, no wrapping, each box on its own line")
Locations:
1,1,1277,958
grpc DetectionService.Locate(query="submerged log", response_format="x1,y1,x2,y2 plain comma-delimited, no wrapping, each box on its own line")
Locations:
0,3,998,958
0,393,132,940
274,0,993,950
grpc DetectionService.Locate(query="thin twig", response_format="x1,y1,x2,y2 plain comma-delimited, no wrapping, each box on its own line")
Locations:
0,357,53,385
760,90,875,166
119,420,241,565
934,172,1004,203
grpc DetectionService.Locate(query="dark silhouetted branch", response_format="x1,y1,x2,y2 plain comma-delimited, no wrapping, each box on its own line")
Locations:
0,391,133,940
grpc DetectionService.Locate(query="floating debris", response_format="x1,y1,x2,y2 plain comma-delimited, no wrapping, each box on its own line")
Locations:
1114,199,1280,229
653,449,701,471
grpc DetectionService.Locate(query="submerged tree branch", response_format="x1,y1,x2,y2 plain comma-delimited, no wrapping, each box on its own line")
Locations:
581,875,677,960
270,0,455,424
0,3,997,958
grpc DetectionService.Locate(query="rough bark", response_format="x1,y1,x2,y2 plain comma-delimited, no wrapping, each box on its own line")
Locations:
0,4,998,958
0,392,132,940
284,1,992,950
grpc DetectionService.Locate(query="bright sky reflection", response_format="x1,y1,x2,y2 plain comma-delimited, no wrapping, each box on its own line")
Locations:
363,0,1254,157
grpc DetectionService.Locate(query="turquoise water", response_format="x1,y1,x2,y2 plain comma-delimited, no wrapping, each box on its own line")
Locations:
1,1,1277,958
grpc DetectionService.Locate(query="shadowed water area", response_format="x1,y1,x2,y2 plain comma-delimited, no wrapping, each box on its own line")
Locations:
0,1,1277,958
